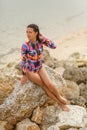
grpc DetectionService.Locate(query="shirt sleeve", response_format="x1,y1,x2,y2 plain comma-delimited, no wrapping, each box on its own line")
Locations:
21,43,27,71
41,34,57,49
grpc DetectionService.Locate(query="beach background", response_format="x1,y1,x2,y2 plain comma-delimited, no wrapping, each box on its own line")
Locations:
0,0,87,62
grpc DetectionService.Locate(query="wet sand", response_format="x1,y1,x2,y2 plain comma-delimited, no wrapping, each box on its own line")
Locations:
45,29,87,60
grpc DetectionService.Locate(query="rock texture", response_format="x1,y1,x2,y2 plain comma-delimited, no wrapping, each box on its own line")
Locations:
63,66,87,84
40,105,87,130
16,118,40,130
58,105,87,128
61,80,80,100
0,64,66,130
0,50,87,130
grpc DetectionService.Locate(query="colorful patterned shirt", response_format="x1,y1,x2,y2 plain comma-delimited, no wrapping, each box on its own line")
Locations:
21,35,57,73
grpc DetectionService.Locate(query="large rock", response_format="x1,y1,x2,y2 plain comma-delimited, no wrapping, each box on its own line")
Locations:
79,83,87,101
0,50,87,130
16,118,40,130
40,104,62,130
63,66,87,84
61,80,80,100
42,104,61,125
57,105,87,129
40,105,87,130
0,64,66,130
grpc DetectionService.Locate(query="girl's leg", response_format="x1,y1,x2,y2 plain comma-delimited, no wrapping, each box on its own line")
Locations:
38,67,67,105
26,71,69,111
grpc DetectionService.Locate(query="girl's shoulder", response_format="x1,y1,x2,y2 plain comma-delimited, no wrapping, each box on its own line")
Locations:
21,42,29,53
22,41,30,48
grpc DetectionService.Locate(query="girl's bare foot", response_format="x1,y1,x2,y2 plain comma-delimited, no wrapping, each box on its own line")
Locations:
60,104,70,111
57,101,70,112
58,103,70,112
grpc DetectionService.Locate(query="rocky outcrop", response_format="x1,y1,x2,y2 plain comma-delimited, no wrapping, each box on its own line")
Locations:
16,118,40,130
0,105,87,130
58,105,87,128
0,64,66,130
61,80,80,100
63,66,87,84
39,105,87,130
0,50,87,130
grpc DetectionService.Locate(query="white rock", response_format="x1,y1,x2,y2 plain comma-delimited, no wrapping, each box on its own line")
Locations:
47,124,60,130
57,105,87,128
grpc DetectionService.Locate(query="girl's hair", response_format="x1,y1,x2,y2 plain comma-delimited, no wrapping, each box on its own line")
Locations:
27,24,41,42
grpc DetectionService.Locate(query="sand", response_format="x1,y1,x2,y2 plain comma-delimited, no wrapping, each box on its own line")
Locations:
45,29,87,60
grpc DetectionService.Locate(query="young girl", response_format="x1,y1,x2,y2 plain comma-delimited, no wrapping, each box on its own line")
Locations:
21,24,69,111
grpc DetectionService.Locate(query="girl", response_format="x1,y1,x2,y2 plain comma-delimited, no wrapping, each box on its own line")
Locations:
21,24,69,111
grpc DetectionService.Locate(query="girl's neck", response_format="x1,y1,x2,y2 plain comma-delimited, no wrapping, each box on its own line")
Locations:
31,38,37,44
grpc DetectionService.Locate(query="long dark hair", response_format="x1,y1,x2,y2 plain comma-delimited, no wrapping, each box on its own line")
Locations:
27,24,41,42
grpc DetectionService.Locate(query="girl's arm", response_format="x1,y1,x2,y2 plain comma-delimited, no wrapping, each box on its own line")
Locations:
21,43,27,75
39,34,57,49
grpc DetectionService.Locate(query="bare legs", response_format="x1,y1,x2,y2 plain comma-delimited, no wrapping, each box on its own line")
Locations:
39,67,67,105
38,67,69,111
25,67,69,111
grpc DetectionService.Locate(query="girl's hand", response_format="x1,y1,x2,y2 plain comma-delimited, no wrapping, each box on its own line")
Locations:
21,75,27,85
39,34,44,40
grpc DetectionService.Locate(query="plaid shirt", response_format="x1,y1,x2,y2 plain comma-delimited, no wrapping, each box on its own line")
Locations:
21,35,57,73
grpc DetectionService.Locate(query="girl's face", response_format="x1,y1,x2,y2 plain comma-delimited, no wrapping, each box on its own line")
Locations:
26,27,38,41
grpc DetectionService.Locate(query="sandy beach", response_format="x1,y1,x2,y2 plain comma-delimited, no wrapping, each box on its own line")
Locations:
45,29,87,60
